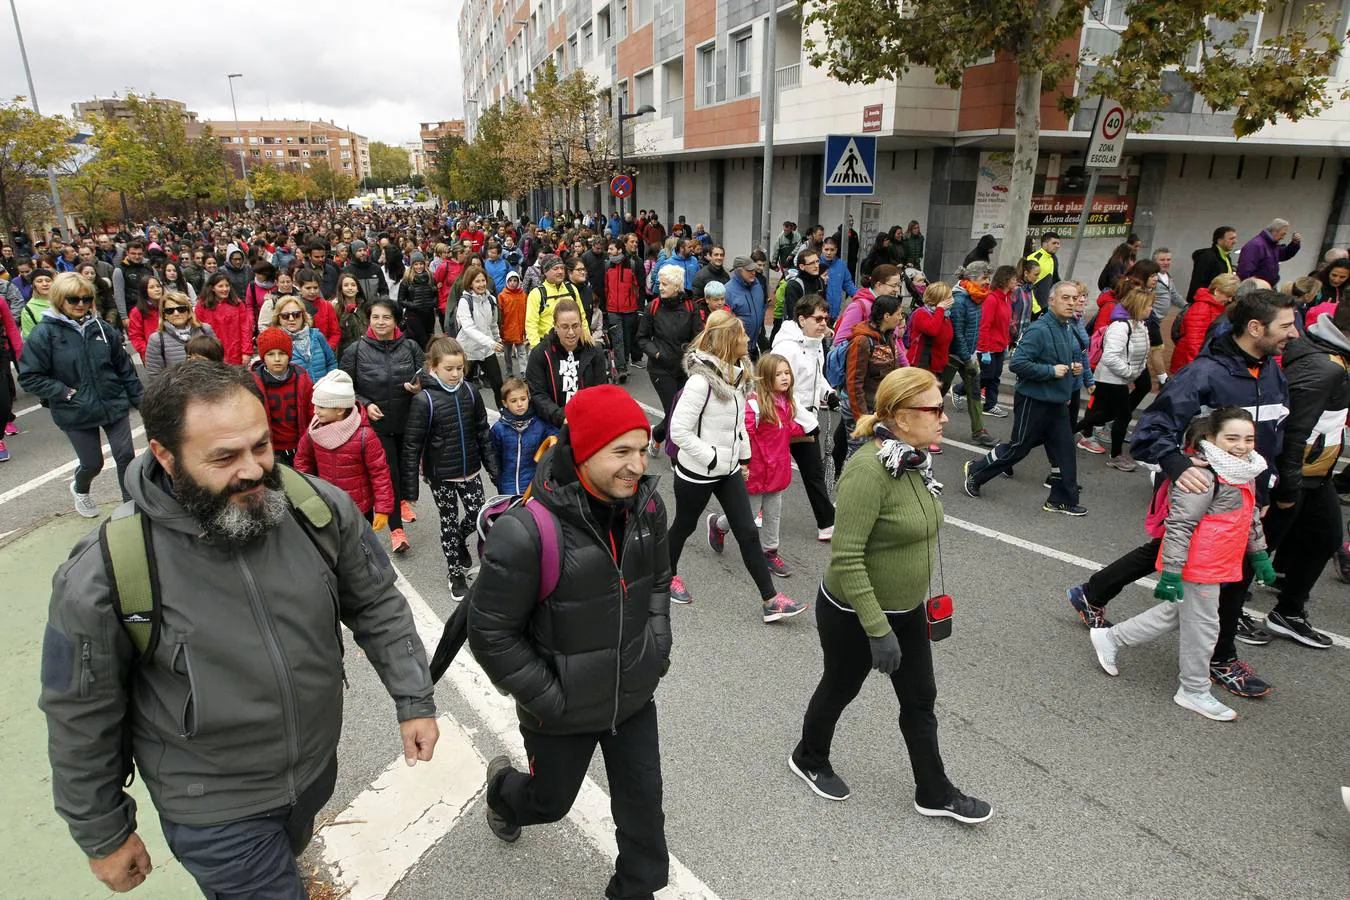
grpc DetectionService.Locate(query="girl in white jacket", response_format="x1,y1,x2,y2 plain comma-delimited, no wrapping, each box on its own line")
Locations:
771,293,837,538
1078,286,1152,470
455,266,505,408
666,309,806,624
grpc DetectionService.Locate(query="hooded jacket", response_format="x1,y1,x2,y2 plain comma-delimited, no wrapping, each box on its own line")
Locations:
342,257,391,308
1169,287,1228,374
745,393,805,494
771,319,828,433
401,271,439,312
127,306,160,357
489,408,556,495
221,250,254,302
455,289,501,361
286,326,338,383
843,321,901,418
977,286,1013,353
467,430,671,735
1131,331,1288,503
637,294,701,379
339,329,424,436
671,349,753,481
1272,314,1350,500
435,259,464,312
401,372,499,497
605,256,644,313
525,331,609,427
821,255,858,319
250,361,315,453
144,322,216,380
39,454,435,857
949,282,985,362
295,405,395,516
1094,306,1149,385
908,303,954,374
1158,467,1265,583
18,311,142,430
498,279,527,344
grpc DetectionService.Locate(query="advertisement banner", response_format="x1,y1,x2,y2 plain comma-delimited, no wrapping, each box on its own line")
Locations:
1027,195,1135,239
971,152,1012,239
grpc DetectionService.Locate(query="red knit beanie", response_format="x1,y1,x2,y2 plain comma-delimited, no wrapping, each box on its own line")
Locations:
565,385,651,464
257,326,292,358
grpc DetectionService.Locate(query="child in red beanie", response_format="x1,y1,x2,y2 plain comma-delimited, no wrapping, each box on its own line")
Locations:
251,326,313,464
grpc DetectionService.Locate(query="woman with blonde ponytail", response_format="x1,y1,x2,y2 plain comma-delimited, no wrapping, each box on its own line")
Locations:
789,366,992,824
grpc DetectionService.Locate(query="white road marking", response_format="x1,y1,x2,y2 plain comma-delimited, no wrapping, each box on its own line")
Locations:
0,426,146,507
14,403,41,417
321,566,722,900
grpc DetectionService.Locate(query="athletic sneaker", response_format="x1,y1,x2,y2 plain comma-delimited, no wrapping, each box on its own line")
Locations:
670,575,693,605
915,791,993,824
1265,611,1333,649
764,549,792,577
401,500,417,522
1067,584,1113,628
390,528,410,554
1235,612,1274,646
70,481,99,518
1106,454,1137,472
962,460,981,498
1209,658,1273,698
755,510,763,528
1076,435,1107,455
449,574,469,602
971,429,998,447
706,513,727,553
1000,466,1014,478
648,439,662,457
1173,687,1236,722
983,404,1009,418
484,756,521,842
1089,627,1119,676
3,421,17,435
951,393,966,411
0,439,8,462
1043,501,1088,516
787,750,850,801
817,526,834,542
631,358,646,369
1342,786,1350,815
763,592,807,623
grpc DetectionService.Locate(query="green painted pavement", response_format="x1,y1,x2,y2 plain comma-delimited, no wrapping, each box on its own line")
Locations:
2,508,200,899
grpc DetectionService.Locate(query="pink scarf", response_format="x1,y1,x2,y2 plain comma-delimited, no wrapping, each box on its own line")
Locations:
309,407,362,450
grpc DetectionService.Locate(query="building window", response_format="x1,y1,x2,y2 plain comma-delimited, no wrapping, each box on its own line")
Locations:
635,70,654,110
264,150,274,158
581,22,592,60
597,5,610,42
618,0,628,39
288,149,300,157
339,138,350,146
698,43,716,107
733,31,753,97
634,0,652,27
341,150,351,158
250,149,261,157
343,162,352,169
286,136,295,144
249,136,261,144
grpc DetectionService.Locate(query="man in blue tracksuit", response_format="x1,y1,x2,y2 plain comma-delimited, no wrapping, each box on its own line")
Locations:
963,280,1085,514
1065,288,1297,700
819,236,857,320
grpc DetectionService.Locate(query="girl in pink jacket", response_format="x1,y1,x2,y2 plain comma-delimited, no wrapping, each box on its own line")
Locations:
709,352,804,577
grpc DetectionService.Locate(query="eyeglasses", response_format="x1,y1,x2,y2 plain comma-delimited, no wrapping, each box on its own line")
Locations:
801,259,819,266
279,311,305,320
902,405,946,415
67,295,94,305
555,322,582,332
805,314,829,322
162,305,191,315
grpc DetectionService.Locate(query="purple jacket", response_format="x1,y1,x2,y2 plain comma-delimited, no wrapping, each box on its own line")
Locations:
1236,230,1300,284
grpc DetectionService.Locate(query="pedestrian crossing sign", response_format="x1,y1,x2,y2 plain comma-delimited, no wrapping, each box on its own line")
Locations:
823,134,877,196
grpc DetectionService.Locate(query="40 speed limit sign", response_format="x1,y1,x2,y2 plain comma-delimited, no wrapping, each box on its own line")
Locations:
1087,100,1127,169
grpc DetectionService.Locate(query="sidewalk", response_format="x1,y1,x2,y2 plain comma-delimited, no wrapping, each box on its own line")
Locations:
2,507,199,899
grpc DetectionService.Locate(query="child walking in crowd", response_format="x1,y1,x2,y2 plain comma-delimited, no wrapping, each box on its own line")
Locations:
489,377,556,496
250,326,314,464
708,353,804,577
295,370,395,530
1088,407,1276,721
498,271,529,377
975,265,1016,417
402,336,500,601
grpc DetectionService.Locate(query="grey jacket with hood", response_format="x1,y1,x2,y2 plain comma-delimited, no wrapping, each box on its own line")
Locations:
40,453,436,858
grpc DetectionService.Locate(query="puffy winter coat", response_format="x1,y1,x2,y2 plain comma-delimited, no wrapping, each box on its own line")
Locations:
605,258,643,313
286,326,338,383
525,332,609,428
821,256,857,319
339,330,424,436
257,293,341,351
949,284,984,362
18,311,142,431
670,350,753,481
435,259,464,312
498,285,527,344
127,306,160,357
1272,315,1350,500
144,323,216,380
249,362,314,453
195,299,251,365
1169,288,1227,374
294,406,394,515
744,393,804,494
1158,469,1264,584
909,303,954,373
637,295,701,378
489,410,556,495
455,290,501,361
467,430,671,735
771,319,828,433
401,372,499,498
1094,315,1149,385
977,287,1013,353
401,272,439,312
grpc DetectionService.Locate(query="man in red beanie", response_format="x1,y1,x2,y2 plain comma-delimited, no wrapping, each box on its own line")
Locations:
469,384,672,899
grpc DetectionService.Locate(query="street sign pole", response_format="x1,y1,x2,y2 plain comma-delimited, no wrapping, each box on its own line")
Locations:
1065,98,1127,280
1064,169,1099,280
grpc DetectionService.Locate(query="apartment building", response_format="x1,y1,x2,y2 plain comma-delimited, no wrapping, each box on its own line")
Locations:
420,119,467,155
204,119,373,180
73,96,199,126
405,141,428,177
460,0,1350,291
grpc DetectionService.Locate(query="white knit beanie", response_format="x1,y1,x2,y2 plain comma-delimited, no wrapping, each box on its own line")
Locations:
312,370,356,408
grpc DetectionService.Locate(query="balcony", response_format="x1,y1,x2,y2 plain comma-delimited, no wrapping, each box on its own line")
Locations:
775,63,800,91
664,96,684,138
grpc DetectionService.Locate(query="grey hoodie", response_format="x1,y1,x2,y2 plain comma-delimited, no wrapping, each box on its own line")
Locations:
40,453,436,858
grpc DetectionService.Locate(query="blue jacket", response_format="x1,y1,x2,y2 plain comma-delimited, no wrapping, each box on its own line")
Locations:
1009,313,1080,404
949,286,983,362
607,216,621,238
821,257,857,319
1070,317,1095,390
725,274,766,343
290,327,338,383
673,254,700,290
490,410,557,495
1131,331,1287,502
484,256,512,293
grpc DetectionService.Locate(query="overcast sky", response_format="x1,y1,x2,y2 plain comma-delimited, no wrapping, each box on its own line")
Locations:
0,0,465,145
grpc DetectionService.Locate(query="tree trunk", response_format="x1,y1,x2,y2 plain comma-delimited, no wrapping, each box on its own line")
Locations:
1002,64,1042,269
0,177,12,237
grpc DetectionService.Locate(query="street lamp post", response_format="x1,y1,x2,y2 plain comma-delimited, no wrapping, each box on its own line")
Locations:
226,73,254,211
8,0,68,239
616,97,654,220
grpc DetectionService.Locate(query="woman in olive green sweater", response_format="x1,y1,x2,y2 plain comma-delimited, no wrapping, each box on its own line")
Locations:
788,366,992,824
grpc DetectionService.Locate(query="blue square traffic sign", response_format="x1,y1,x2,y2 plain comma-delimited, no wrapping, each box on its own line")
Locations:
823,134,877,196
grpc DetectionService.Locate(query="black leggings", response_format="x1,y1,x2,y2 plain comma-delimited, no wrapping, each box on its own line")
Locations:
649,371,684,444
403,306,437,349
0,361,12,427
377,431,404,532
668,472,776,600
1077,382,1132,456
789,428,835,529
469,356,504,410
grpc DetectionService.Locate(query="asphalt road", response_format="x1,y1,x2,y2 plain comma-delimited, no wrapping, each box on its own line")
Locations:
5,352,1350,900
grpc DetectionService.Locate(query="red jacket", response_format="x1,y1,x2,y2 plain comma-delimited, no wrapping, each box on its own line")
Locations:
250,362,314,452
305,297,341,350
127,307,160,357
642,222,667,247
977,287,1013,352
197,299,251,364
435,260,464,313
1090,289,1119,334
0,298,21,364
908,304,953,373
294,406,394,515
605,262,641,313
1169,288,1227,374
745,393,804,495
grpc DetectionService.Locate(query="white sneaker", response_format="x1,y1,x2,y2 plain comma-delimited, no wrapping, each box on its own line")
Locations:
983,404,1009,418
817,526,834,542
951,393,966,411
70,481,99,518
1342,786,1350,814
1089,627,1118,676
1173,688,1236,721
